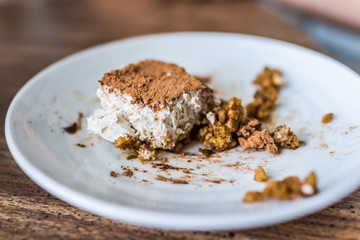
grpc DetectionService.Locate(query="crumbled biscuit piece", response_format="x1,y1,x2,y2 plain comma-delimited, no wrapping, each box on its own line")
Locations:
254,166,268,182
236,118,262,139
272,124,300,150
301,171,317,196
246,67,283,121
253,67,284,91
115,136,140,154
322,113,334,124
263,177,302,200
115,136,157,160
243,191,266,203
198,97,244,152
238,129,278,155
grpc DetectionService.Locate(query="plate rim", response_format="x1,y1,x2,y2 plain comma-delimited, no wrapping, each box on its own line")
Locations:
5,31,360,230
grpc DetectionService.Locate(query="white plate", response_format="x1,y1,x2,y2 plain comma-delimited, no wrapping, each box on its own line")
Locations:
5,32,360,230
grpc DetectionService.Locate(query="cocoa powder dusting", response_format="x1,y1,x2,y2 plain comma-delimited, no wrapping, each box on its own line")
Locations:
99,60,209,107
155,175,189,184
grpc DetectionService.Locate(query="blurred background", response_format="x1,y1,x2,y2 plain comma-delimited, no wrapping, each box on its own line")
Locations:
1,0,359,76
2,0,359,72
1,0,359,119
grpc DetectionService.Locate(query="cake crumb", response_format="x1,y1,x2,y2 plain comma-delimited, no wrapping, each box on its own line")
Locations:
243,192,266,203
110,171,119,177
322,113,334,124
254,166,268,182
121,168,134,177
301,171,317,196
246,67,283,121
272,124,300,150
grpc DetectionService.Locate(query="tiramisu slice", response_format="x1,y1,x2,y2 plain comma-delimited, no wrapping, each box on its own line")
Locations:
87,60,214,159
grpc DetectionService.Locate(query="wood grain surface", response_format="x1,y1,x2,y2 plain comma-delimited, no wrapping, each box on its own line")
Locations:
1,0,359,239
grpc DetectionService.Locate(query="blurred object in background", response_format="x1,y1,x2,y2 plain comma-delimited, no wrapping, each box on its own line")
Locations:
262,0,360,73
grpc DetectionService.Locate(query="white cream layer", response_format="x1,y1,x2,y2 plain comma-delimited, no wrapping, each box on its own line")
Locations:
87,85,211,149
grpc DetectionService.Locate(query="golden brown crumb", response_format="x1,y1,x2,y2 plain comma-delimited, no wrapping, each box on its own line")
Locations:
198,97,244,152
272,124,300,150
115,136,139,154
243,191,266,203
246,67,283,121
301,171,317,196
254,166,268,182
115,136,157,161
322,113,334,124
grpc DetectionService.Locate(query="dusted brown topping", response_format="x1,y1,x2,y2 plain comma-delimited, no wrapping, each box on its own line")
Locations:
254,166,268,182
243,172,318,203
100,59,208,107
272,124,300,150
238,129,278,155
322,113,334,124
155,175,189,184
246,67,283,121
237,118,278,155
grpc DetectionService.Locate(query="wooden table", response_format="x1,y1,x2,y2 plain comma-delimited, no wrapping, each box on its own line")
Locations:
1,0,359,239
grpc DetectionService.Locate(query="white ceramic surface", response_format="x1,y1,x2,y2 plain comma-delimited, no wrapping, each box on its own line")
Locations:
5,32,360,230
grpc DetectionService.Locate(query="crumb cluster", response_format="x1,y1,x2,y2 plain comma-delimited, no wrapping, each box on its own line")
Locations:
246,67,283,121
243,170,318,203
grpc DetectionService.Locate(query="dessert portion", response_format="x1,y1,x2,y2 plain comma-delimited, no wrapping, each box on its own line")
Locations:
87,60,214,160
88,63,301,159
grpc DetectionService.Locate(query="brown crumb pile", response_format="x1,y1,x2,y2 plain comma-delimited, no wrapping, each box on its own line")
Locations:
243,171,318,203
198,97,300,155
246,67,283,121
254,166,268,182
197,67,300,156
99,59,211,108
237,118,278,155
322,113,334,124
